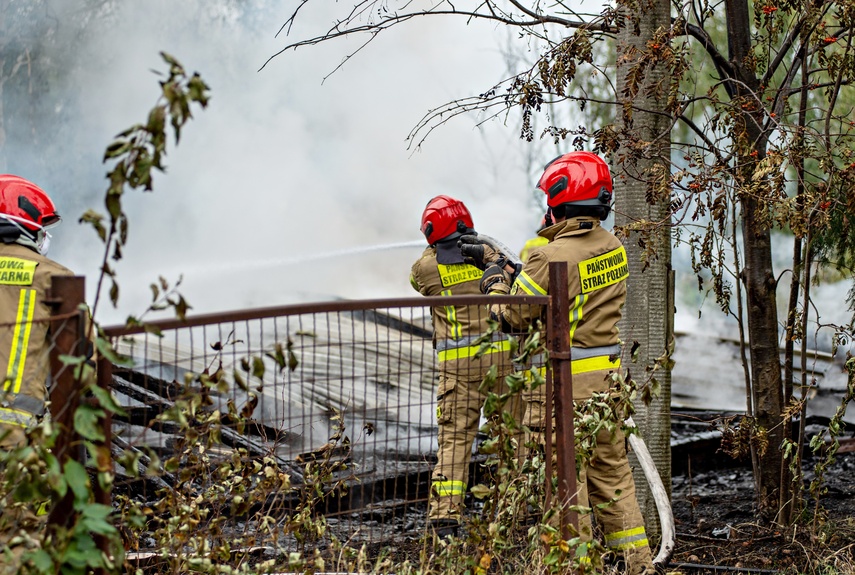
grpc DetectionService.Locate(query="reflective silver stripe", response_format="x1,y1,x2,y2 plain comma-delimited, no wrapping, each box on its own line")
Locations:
571,344,621,360
10,393,45,416
530,344,621,366
436,332,508,352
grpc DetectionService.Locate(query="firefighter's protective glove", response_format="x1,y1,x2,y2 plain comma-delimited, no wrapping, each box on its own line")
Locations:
458,234,503,271
479,264,512,294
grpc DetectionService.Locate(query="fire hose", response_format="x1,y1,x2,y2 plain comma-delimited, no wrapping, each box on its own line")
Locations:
476,233,524,268
626,416,676,567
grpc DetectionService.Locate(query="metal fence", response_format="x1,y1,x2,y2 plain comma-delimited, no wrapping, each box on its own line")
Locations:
31,263,578,569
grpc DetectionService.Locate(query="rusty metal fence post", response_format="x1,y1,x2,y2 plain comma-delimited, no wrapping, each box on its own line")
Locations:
47,275,86,529
94,353,113,510
547,261,578,538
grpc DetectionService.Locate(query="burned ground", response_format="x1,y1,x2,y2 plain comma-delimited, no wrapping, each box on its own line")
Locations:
121,410,855,574
300,415,855,574
666,415,855,573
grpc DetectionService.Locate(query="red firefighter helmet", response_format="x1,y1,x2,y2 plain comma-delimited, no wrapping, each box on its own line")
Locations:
536,151,613,213
0,174,60,232
420,195,474,245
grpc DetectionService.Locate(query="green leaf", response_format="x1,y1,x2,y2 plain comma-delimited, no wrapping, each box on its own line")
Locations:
233,369,248,392
470,484,492,499
478,365,498,393
266,343,287,372
64,459,91,503
79,209,107,242
479,437,499,455
28,549,54,571
188,74,211,106
109,279,119,306
103,139,131,160
58,354,85,366
164,457,180,474
74,404,106,441
251,356,265,380
504,372,526,394
105,186,123,220
88,383,128,417
160,51,183,70
482,392,499,417
95,337,134,368
147,106,166,134
501,411,518,429
80,504,117,536
143,323,163,337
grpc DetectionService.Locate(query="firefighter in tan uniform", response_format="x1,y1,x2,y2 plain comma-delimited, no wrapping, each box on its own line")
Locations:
460,153,654,574
410,195,524,537
0,175,73,549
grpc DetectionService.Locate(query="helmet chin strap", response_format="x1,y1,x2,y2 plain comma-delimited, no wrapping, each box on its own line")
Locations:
37,230,51,255
0,213,52,255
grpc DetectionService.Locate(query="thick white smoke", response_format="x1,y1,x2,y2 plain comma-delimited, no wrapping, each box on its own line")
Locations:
19,1,852,358
45,2,539,325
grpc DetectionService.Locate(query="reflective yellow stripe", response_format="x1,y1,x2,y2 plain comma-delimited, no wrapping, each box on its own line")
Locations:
568,294,587,345
437,338,512,362
432,479,466,497
605,526,649,550
6,289,36,394
440,289,462,339
513,270,547,295
571,355,619,374
535,354,620,376
0,406,37,428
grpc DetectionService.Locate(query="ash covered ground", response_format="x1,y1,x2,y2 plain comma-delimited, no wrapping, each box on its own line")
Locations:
668,418,855,573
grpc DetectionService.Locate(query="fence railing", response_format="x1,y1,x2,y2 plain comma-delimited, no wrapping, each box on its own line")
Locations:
38,262,578,568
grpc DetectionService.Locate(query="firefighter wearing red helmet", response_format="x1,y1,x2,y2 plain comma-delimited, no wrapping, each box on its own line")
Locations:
0,174,75,448
410,195,525,537
460,152,655,574
0,175,80,545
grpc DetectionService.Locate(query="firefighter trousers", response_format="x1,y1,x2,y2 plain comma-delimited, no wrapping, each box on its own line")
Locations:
524,366,655,574
428,352,524,522
577,424,654,574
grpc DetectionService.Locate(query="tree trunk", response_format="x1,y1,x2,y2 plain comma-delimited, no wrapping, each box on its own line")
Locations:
725,0,791,523
614,0,673,538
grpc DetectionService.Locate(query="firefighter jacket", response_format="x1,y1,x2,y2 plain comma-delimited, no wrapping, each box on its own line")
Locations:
410,246,511,369
0,243,75,441
490,216,628,399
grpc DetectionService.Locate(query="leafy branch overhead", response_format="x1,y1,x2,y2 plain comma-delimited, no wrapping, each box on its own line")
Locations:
79,52,210,313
